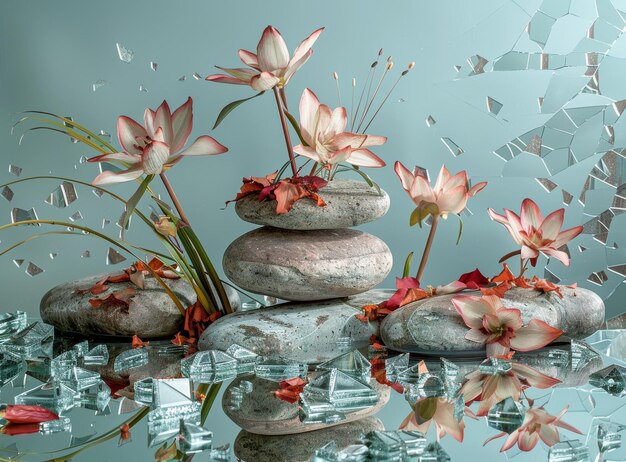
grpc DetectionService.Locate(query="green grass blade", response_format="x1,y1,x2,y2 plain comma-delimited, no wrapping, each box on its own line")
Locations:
213,92,264,130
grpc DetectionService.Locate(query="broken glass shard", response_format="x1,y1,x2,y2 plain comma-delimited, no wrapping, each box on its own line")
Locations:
152,378,193,408
12,259,23,268
73,340,89,357
396,362,423,385
479,357,512,375
66,366,101,391
312,441,338,461
11,207,38,224
156,344,188,356
178,75,186,81
368,344,387,359
8,164,22,176
116,43,134,63
303,369,378,408
113,348,148,373
240,301,261,311
225,344,260,374
335,336,352,352
365,430,428,459
80,251,90,258
0,311,27,339
589,364,626,396
210,444,231,460
181,350,237,383
385,353,409,381
316,350,371,382
45,182,77,208
440,358,460,397
597,421,626,453
50,350,77,380
0,357,22,386
14,381,75,414
419,441,450,461
414,373,446,399
92,188,103,198
147,379,200,446
150,61,157,71
39,416,71,434
25,262,44,277
76,380,110,411
106,247,126,265
486,96,503,115
254,359,307,382
239,380,253,393
570,339,599,370
179,420,212,454
1,186,13,202
92,80,106,92
547,440,589,462
337,444,369,461
426,115,436,127
487,397,526,434
192,73,202,80
0,322,54,359
441,137,464,156
134,377,154,405
101,218,110,229
83,344,108,365
69,211,83,222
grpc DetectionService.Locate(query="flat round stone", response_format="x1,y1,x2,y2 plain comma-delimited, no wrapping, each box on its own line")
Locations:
223,375,390,435
223,227,393,301
235,179,390,230
198,289,394,364
234,416,384,462
40,273,240,339
380,286,605,355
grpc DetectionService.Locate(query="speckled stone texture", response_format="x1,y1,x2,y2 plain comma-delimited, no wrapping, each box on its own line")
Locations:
223,374,390,435
234,416,384,462
198,289,393,364
235,179,390,230
223,227,393,301
380,286,605,355
40,273,240,338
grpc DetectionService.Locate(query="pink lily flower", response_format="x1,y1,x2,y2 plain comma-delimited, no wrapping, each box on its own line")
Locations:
484,406,581,452
395,162,487,219
400,397,469,442
89,98,227,185
488,198,583,266
293,88,387,168
206,26,324,91
452,294,563,356
462,360,560,416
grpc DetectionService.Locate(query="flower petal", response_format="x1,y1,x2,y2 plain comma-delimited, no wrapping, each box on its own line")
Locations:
324,107,348,140
541,248,570,266
238,49,259,69
498,308,523,330
452,295,492,329
538,424,560,446
88,152,141,165
511,362,561,389
117,116,147,155
360,134,387,147
444,171,468,191
170,97,193,153
142,141,170,174
282,49,312,86
293,144,320,162
510,319,563,351
178,136,228,157
205,74,250,85
93,167,144,185
215,66,258,81
520,198,543,230
553,225,583,248
250,71,280,91
346,149,385,167
436,184,467,215
469,181,487,197
466,328,489,344
518,430,540,451
521,245,539,261
395,161,415,191
257,26,289,71
434,165,451,192
409,175,436,205
299,88,321,146
144,109,156,138
540,208,564,241
154,100,173,147
290,27,324,64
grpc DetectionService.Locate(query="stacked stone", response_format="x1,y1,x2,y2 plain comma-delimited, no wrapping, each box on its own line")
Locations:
198,179,393,361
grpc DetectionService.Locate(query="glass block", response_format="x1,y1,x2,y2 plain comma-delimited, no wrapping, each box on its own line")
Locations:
50,350,77,381
547,440,589,462
152,378,193,408
440,358,460,395
113,348,148,373
83,344,109,365
15,381,75,414
365,430,427,460
597,421,626,452
419,441,450,461
10,207,38,224
396,363,423,385
178,420,212,454
415,373,446,399
72,341,89,357
181,350,237,383
156,344,188,356
1,185,14,202
0,311,27,340
479,357,512,375
254,359,308,382
487,397,526,433
312,441,338,461
337,444,369,461
385,353,410,380
25,357,50,383
210,444,231,460
39,416,71,434
76,380,110,412
66,367,101,391
147,402,200,447
571,340,599,370
45,181,77,208
589,365,626,396
225,344,260,374
239,380,253,393
298,394,346,425
0,322,54,359
316,350,371,382
134,377,154,405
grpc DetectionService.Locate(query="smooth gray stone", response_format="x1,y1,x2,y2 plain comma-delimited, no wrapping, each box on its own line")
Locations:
235,179,390,230
223,374,390,435
234,416,384,462
380,287,605,355
199,289,394,364
40,273,240,339
223,227,393,301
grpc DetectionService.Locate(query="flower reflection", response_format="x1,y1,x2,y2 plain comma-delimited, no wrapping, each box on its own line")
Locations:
399,396,475,442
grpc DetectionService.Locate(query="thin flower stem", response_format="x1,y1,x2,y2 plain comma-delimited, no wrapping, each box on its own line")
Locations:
350,78,356,126
273,87,298,177
351,53,380,131
357,61,392,133
279,87,289,111
416,215,440,283
333,72,342,107
362,75,400,133
159,173,190,225
519,257,529,279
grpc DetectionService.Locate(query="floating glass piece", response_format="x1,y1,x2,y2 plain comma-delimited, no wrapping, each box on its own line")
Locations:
113,348,148,373
570,339,599,370
396,362,422,385
210,444,231,460
139,84,148,92
181,350,237,383
440,358,460,397
12,259,23,268
101,218,110,229
589,365,626,396
487,398,526,434
192,72,202,80
240,301,262,311
15,381,75,414
225,344,260,374
0,356,23,386
597,421,626,453
45,181,77,208
1,186,13,202
316,350,371,382
479,357,512,375
25,262,44,277
441,137,464,156
547,440,589,462
66,366,101,391
152,378,193,408
106,247,126,265
178,75,186,81
92,188,103,198
179,420,212,454
254,359,307,382
134,377,154,405
385,353,409,380
419,441,450,461
76,380,110,411
69,211,83,222
92,79,106,91
150,61,157,71
425,116,436,127
365,430,427,459
83,344,108,365
11,207,38,224
8,164,22,176
80,250,90,259
39,416,71,434
486,96,503,115
116,43,134,63
73,340,89,357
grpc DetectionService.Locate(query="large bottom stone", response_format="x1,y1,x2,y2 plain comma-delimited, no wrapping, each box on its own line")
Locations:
223,374,390,435
198,289,393,364
234,416,384,462
223,226,393,301
40,273,240,339
381,286,605,355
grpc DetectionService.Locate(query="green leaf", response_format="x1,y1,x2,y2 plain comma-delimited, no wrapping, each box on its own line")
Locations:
403,252,414,278
456,214,464,245
213,92,264,130
123,174,153,229
284,109,308,146
341,164,382,195
409,204,438,228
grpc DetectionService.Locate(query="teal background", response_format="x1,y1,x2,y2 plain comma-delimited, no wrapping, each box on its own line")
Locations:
1,0,625,319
